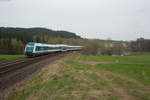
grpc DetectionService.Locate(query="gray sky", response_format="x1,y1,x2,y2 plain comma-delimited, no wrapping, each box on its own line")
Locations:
0,0,150,40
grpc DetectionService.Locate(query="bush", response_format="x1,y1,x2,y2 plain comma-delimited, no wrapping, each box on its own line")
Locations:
81,40,100,55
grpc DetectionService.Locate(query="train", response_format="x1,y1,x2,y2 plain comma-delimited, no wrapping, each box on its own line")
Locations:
25,42,82,57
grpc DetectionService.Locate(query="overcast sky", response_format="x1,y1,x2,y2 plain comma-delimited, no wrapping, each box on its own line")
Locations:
0,0,150,40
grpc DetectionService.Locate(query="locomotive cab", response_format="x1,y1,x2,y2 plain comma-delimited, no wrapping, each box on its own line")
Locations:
25,42,35,56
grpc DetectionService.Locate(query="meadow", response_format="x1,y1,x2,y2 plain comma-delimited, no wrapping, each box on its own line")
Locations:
5,53,150,100
0,55,25,62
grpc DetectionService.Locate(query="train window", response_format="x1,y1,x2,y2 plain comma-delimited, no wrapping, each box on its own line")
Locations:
45,47,48,50
35,46,40,51
46,47,48,50
43,47,46,50
26,47,34,51
41,47,44,50
47,47,49,50
48,47,53,50
54,47,57,49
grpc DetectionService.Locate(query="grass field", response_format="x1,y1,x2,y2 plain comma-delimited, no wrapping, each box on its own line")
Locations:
5,53,150,100
0,55,25,62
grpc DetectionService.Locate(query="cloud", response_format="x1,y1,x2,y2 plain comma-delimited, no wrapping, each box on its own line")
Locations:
0,0,11,1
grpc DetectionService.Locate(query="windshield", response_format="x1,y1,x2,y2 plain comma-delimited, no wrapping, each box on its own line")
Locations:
26,47,34,52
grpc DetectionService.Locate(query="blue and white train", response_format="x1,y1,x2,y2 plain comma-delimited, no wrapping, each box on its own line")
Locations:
25,42,82,57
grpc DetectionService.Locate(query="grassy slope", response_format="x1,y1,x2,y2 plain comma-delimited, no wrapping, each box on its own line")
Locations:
5,54,150,100
0,55,25,62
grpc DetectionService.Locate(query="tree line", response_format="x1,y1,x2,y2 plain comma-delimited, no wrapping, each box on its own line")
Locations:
81,38,150,56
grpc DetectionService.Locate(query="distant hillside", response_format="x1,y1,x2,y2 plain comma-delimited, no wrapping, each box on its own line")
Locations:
0,27,80,42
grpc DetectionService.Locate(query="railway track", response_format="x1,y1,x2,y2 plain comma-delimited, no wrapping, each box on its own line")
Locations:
0,52,63,76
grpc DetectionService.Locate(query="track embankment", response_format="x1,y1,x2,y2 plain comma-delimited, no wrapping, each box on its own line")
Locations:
0,52,75,100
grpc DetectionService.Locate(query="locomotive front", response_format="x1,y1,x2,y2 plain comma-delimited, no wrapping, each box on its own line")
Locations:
25,42,35,56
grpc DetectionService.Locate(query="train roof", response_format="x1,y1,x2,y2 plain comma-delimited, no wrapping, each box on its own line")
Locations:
26,42,59,47
56,44,69,47
35,43,60,47
26,42,83,48
67,45,83,47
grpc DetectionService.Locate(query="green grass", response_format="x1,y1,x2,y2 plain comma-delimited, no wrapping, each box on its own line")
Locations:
79,54,150,64
5,53,150,100
96,63,150,85
0,55,25,62
79,54,150,85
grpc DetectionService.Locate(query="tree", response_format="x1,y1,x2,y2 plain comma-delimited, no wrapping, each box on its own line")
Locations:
128,38,150,52
81,40,100,55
